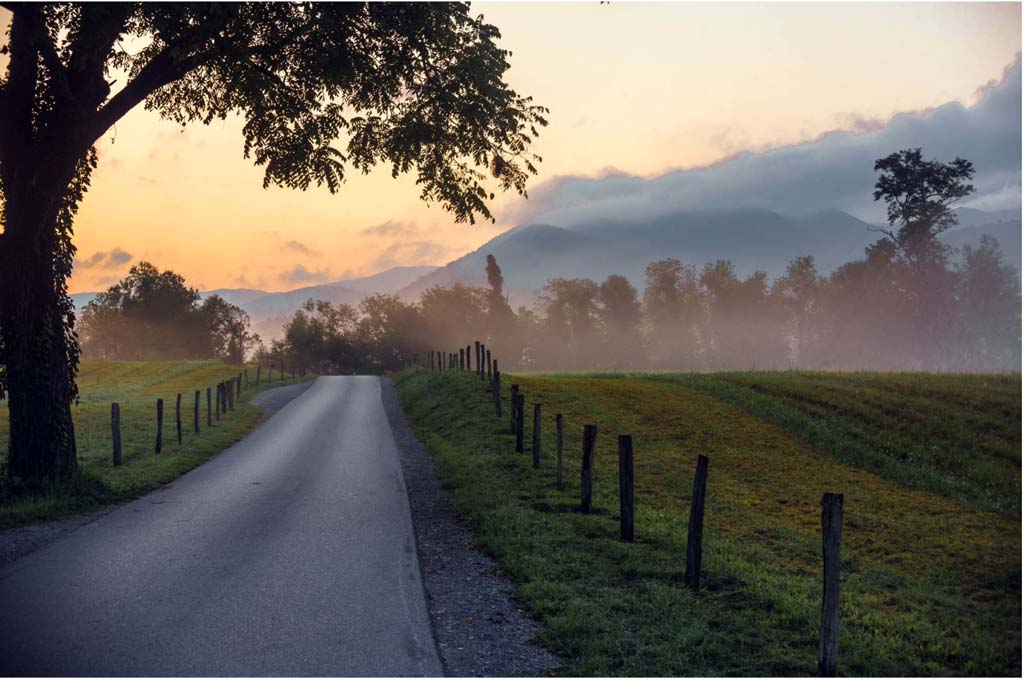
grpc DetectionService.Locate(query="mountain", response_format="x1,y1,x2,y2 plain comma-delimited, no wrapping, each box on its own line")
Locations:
400,208,1020,304
335,265,438,293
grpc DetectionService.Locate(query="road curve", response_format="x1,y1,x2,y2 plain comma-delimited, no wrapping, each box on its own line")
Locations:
0,376,442,677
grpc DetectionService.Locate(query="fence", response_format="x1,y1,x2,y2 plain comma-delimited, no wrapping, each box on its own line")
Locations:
108,363,301,466
412,341,846,676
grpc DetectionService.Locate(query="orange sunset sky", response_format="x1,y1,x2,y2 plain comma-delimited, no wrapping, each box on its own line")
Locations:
3,3,1021,294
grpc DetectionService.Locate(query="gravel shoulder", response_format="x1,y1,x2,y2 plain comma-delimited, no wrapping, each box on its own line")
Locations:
380,376,560,677
0,380,313,571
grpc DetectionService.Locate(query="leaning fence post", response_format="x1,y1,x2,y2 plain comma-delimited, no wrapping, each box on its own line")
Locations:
515,394,525,453
194,390,200,433
155,398,164,454
618,435,635,542
207,387,212,426
532,403,542,469
175,393,182,444
684,455,710,591
581,424,597,513
555,414,564,490
486,350,492,382
111,403,122,467
818,492,844,677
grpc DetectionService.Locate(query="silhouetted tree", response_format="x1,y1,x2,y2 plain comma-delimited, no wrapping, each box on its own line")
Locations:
538,278,601,370
873,148,975,266
0,3,546,483
420,283,488,351
79,262,209,360
484,254,520,362
871,149,975,367
773,256,822,365
201,295,257,364
955,235,1021,370
642,259,703,369
598,274,645,369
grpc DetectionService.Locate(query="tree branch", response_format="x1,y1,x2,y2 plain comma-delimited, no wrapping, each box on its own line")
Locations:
84,47,213,147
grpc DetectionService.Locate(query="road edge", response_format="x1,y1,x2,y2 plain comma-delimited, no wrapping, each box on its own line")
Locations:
379,375,560,677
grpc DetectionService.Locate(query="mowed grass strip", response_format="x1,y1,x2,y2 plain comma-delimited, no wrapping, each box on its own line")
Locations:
646,371,1021,516
396,369,1021,676
0,360,311,528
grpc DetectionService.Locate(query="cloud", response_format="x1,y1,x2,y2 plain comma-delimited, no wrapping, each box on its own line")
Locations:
232,274,267,289
74,248,133,270
502,55,1021,227
282,239,323,257
371,241,453,271
361,220,419,238
279,264,332,285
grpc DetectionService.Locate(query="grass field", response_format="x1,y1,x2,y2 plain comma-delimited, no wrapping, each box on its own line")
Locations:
396,368,1021,676
0,360,310,528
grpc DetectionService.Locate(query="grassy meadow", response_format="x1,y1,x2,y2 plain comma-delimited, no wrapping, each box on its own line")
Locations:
396,368,1021,676
0,360,311,528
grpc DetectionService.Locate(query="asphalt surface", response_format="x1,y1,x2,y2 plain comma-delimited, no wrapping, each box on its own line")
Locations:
0,376,442,677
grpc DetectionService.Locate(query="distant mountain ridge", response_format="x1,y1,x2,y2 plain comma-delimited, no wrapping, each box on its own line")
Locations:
398,207,1021,306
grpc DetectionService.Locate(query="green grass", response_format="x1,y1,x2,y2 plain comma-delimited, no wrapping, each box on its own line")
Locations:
396,368,1021,676
0,360,311,528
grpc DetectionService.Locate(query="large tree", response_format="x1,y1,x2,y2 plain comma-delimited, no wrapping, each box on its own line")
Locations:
0,3,546,483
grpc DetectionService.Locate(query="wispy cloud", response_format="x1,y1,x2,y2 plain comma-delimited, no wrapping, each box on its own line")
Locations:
282,239,323,257
361,220,419,238
371,241,453,271
74,248,133,270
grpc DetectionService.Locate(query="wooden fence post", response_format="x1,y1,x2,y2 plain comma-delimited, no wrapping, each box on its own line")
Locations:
227,380,234,411
479,344,486,380
493,365,502,418
155,398,164,454
555,414,564,490
194,390,200,433
474,340,480,374
818,492,844,677
175,393,182,444
486,350,492,382
532,403,542,469
581,424,597,513
515,394,525,453
684,454,710,591
207,387,212,426
510,384,519,433
459,348,465,369
111,403,122,467
618,435,635,542
465,345,471,372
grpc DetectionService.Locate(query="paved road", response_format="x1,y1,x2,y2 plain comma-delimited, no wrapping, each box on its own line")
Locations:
0,376,442,676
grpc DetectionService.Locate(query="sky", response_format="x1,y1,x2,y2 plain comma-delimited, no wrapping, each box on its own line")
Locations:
2,2,1019,294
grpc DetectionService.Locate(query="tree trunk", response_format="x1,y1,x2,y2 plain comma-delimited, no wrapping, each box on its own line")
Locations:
0,190,79,483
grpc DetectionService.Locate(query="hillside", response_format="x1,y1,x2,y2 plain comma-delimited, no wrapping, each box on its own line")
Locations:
396,368,1021,676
